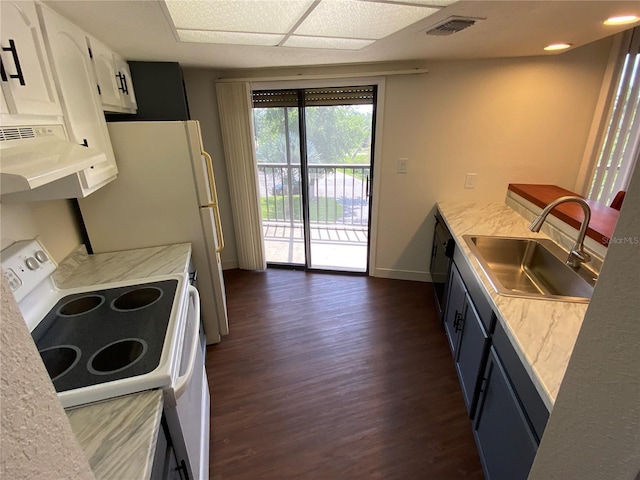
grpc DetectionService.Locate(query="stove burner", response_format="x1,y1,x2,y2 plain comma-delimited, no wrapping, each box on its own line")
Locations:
39,345,81,381
111,287,163,312
57,295,105,317
88,338,148,375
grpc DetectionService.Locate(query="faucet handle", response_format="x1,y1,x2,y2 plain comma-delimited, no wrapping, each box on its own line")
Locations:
567,249,591,267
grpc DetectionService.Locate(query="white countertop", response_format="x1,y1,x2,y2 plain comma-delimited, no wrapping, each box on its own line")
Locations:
437,202,589,409
56,243,192,479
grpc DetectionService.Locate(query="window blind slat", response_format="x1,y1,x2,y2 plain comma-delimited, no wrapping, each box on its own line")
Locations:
588,26,640,205
598,55,638,201
252,86,375,107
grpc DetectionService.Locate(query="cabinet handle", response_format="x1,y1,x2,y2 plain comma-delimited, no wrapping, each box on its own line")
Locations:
1,58,7,81
478,375,487,394
2,39,26,86
176,460,188,479
454,311,464,332
121,73,129,94
116,72,125,92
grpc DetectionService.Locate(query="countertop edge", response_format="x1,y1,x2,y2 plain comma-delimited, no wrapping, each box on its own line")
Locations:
436,201,588,410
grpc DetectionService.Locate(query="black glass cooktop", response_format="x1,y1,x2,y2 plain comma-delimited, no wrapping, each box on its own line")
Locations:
31,280,178,393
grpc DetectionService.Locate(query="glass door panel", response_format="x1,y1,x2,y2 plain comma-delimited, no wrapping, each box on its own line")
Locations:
253,86,376,273
304,103,373,272
253,104,305,266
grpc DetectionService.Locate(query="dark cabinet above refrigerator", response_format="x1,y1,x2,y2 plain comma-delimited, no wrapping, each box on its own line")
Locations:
105,61,190,122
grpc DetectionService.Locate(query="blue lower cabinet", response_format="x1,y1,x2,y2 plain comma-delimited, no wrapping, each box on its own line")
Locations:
473,347,538,480
455,298,489,417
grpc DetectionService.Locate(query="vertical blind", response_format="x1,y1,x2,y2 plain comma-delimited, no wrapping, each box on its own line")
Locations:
216,82,267,271
588,27,640,205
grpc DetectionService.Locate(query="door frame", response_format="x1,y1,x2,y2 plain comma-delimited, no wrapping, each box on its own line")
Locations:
251,77,386,277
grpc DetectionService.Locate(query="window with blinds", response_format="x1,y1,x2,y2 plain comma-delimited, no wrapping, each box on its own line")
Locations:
587,27,640,205
252,86,375,107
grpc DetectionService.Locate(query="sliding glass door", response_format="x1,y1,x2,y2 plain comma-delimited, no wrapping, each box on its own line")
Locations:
253,86,376,273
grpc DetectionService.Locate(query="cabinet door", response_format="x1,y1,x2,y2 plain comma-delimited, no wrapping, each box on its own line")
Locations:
88,36,122,110
38,5,117,192
0,1,61,116
473,348,538,480
114,55,137,111
455,297,489,416
443,264,466,357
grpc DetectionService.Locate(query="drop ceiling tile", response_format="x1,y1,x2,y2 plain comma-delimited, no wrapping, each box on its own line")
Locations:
294,0,439,40
283,35,375,50
177,29,284,46
165,0,315,34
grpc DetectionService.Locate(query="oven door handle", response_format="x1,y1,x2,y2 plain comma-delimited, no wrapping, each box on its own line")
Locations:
174,285,201,399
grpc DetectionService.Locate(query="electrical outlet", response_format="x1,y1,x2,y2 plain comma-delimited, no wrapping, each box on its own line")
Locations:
465,173,478,189
397,158,408,174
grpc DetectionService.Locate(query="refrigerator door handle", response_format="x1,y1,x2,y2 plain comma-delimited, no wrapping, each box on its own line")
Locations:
202,150,224,253
202,151,219,206
212,203,225,253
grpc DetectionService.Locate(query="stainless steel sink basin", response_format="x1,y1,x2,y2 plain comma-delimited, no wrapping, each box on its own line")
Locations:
463,235,596,303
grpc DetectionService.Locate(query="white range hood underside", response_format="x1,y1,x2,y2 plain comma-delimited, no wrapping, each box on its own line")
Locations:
1,134,106,195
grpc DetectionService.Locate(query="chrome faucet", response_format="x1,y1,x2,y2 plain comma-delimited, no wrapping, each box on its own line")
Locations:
529,196,592,268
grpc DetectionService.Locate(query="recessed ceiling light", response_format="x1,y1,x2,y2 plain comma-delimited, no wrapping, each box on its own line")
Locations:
603,15,640,26
544,43,572,51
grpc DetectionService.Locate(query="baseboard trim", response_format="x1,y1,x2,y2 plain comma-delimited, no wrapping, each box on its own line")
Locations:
222,259,239,270
373,268,430,282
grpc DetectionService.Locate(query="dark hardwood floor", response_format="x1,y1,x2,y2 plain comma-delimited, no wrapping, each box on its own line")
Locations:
205,269,484,480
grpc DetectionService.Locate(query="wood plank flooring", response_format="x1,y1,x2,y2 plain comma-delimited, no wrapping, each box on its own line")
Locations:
205,269,484,480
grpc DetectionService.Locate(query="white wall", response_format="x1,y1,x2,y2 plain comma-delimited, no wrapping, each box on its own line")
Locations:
182,68,239,270
182,37,612,278
0,200,83,263
528,158,640,480
374,37,612,279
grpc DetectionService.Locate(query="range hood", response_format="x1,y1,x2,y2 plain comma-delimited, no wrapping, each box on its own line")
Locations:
0,125,106,195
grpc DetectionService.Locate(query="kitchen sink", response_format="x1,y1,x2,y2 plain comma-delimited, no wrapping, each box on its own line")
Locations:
463,235,596,303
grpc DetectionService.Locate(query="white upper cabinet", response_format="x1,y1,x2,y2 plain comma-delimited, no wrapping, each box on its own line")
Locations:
0,1,62,117
89,36,122,110
35,4,118,198
88,36,137,113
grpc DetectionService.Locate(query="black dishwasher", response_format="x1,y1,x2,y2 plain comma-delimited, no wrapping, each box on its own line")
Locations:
430,214,455,321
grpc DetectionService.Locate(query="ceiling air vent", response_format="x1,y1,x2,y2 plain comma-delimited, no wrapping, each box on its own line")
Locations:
425,16,481,36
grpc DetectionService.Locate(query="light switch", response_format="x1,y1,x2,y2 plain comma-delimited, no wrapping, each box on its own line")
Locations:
465,173,478,189
397,158,408,174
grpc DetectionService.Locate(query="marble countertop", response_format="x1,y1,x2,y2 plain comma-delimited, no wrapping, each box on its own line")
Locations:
56,243,192,479
437,202,589,409
66,390,163,480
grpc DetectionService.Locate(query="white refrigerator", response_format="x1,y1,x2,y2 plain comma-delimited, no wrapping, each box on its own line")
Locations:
78,120,228,344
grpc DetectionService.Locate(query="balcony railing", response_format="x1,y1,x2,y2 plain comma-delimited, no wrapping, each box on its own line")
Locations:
257,163,370,228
